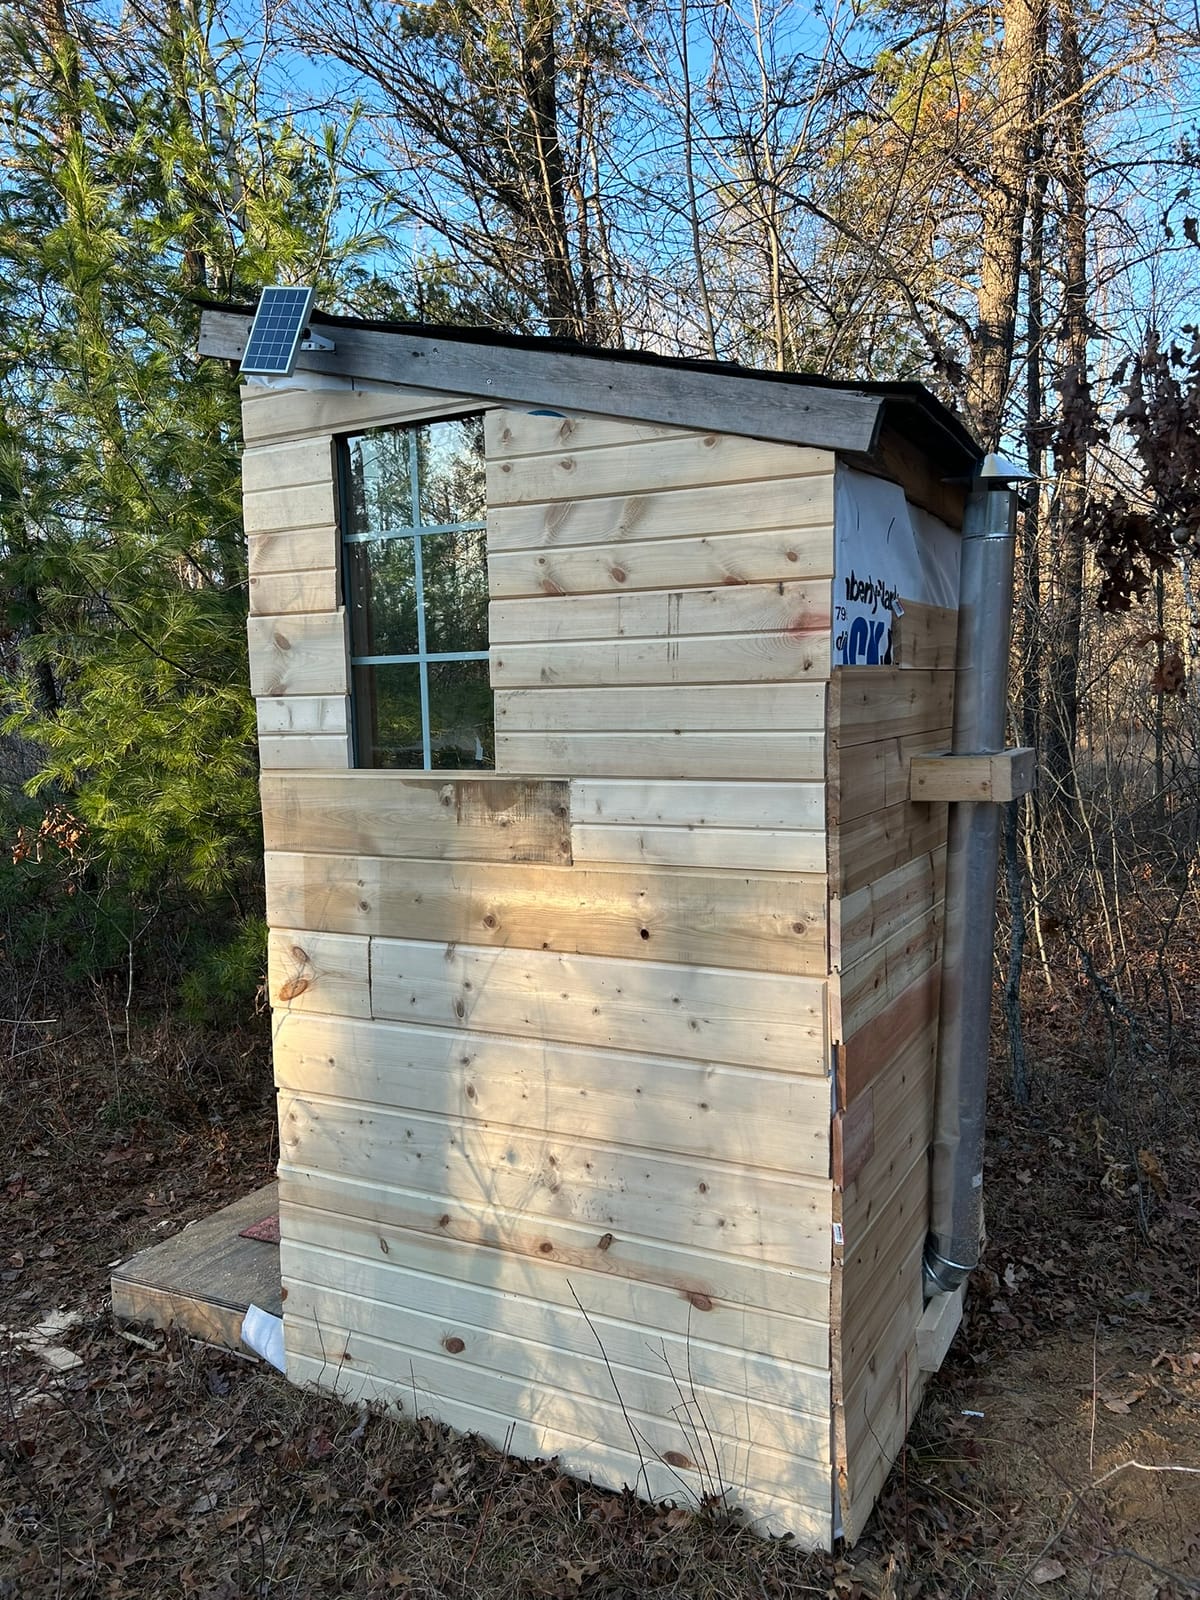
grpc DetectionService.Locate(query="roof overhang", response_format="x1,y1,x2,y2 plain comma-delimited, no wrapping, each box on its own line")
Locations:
197,304,981,485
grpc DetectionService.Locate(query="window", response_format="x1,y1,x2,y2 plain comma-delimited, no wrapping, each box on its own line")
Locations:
341,414,493,769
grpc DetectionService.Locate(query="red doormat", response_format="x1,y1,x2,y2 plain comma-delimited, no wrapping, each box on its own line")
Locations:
238,1214,281,1245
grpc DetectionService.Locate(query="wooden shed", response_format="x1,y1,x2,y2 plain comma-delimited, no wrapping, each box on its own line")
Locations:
195,307,987,1547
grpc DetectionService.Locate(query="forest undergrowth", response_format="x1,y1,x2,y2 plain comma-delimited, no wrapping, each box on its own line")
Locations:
1,885,1198,1600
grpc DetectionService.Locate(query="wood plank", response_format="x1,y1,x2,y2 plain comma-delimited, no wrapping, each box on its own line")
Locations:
257,734,352,771
193,308,881,457
260,772,571,864
267,929,371,1017
570,779,825,831
368,938,829,1073
256,695,349,737
487,471,834,550
497,731,825,780
842,1261,925,1467
272,1013,832,1176
916,1287,965,1372
840,1157,928,1382
241,437,333,494
831,1090,874,1191
243,480,337,535
488,434,831,508
282,1302,832,1490
839,1032,937,1248
837,966,940,1103
844,419,969,528
830,668,955,748
908,747,1036,803
284,1349,833,1545
249,566,339,617
280,1246,828,1420
838,905,942,1042
240,381,482,447
280,1194,832,1369
491,632,832,688
281,1169,831,1337
284,1278,830,1465
249,527,338,576
829,727,952,825
497,684,826,734
832,799,949,897
891,601,958,669
264,852,829,976
247,612,348,698
111,1184,281,1349
490,528,835,600
837,1269,928,1543
490,584,831,645
570,824,826,875
278,1094,832,1270
487,408,693,457
830,849,945,972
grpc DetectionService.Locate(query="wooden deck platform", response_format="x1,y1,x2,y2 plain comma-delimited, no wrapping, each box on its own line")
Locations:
111,1183,281,1349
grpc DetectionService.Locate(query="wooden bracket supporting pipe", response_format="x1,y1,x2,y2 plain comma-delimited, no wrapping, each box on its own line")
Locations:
923,476,1020,1301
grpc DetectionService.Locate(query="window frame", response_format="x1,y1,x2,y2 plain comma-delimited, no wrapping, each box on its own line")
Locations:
339,413,490,771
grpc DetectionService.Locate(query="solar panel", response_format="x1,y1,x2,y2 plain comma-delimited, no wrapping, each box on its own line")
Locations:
239,286,316,376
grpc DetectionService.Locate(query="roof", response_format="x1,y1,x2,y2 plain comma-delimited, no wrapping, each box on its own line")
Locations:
196,302,981,480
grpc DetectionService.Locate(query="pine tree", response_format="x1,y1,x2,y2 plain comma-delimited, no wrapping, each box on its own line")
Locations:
0,1,374,934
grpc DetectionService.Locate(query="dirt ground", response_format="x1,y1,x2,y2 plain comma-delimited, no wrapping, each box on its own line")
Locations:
2,1002,1199,1598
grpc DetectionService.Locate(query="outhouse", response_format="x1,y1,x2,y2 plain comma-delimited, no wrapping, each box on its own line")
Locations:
194,303,1012,1547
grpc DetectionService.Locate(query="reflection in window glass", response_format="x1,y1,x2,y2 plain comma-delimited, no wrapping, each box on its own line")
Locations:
422,527,489,654
341,415,491,769
352,662,423,769
418,415,486,525
427,659,494,768
344,538,419,657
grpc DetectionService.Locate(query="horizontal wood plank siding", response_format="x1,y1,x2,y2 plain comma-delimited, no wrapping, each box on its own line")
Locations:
248,613,349,699
490,527,834,599
264,852,828,975
280,1195,832,1367
240,381,488,447
492,631,831,689
487,430,831,507
277,1167,832,1331
242,387,845,1546
284,1345,831,1543
368,939,828,1071
490,583,830,643
256,696,350,737
271,1013,831,1176
826,603,957,1539
497,684,825,733
496,730,824,780
260,772,571,863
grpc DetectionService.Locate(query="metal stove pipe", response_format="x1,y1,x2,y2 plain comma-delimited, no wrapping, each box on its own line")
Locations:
923,476,1018,1299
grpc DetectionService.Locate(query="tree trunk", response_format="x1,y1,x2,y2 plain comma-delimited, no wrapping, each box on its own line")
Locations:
971,0,1048,448
521,0,581,339
1043,0,1090,811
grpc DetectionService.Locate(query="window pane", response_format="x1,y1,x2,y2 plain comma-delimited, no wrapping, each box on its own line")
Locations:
421,526,489,654
352,663,424,768
345,537,419,657
417,415,486,525
345,431,413,535
427,659,494,768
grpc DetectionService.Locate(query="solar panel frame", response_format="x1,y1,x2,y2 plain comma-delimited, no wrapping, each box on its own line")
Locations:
239,286,316,377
